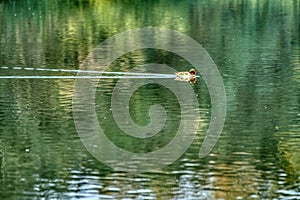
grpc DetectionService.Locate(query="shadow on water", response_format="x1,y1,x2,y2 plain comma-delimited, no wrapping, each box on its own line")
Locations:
0,0,299,199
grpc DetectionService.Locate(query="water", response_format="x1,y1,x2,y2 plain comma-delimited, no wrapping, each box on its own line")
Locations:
0,0,300,199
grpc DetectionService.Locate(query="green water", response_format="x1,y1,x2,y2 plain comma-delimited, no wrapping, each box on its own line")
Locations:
0,0,299,199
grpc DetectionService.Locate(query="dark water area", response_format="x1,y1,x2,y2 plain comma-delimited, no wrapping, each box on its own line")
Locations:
0,0,299,199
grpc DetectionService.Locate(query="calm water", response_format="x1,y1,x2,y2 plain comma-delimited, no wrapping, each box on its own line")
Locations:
0,0,300,199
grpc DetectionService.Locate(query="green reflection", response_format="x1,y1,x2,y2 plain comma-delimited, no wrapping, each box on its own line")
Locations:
0,0,299,199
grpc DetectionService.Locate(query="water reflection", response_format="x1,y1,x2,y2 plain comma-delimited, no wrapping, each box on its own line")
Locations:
0,0,299,199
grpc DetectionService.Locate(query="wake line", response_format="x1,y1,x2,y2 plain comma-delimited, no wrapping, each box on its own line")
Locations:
0,66,174,76
0,75,177,79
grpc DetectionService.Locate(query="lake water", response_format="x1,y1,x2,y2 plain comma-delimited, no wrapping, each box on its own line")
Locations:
0,0,299,199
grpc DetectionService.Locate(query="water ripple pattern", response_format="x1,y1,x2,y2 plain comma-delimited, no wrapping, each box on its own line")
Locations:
72,27,226,172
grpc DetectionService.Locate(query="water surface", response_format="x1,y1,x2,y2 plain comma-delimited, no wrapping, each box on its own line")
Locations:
0,0,299,199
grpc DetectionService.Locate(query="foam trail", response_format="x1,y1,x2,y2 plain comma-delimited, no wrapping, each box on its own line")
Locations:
0,75,177,79
0,66,174,76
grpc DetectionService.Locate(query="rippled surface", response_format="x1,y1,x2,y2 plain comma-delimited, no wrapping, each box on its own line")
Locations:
0,0,300,199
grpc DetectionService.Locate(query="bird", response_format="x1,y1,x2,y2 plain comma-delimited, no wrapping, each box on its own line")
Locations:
175,69,196,84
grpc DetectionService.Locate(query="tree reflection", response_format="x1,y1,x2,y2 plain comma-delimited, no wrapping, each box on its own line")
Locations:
0,0,299,199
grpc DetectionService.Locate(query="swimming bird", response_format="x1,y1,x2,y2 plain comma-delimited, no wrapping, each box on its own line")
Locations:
175,69,196,84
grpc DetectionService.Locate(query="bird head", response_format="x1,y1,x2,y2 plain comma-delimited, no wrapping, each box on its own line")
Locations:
189,69,196,75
